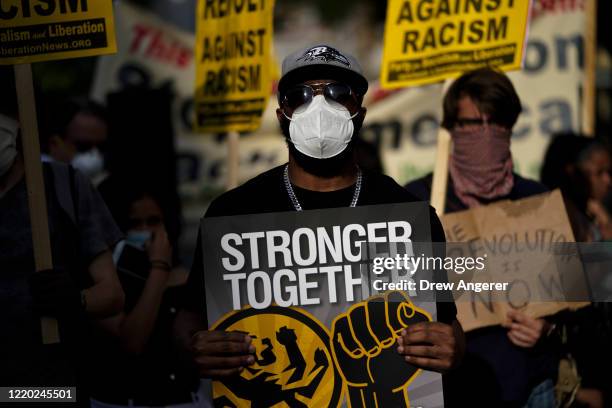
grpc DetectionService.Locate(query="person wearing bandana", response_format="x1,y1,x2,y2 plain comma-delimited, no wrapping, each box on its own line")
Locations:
406,68,557,407
176,44,465,402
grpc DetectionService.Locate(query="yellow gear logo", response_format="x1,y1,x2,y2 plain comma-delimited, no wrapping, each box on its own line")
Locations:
211,306,342,408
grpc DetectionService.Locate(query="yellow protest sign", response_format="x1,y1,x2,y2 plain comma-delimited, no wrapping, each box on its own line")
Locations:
381,0,531,89
194,0,275,133
0,0,117,65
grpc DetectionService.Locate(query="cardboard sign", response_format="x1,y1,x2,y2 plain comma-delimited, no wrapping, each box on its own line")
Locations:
0,0,117,65
380,0,532,89
441,190,589,332
199,203,446,407
194,0,275,133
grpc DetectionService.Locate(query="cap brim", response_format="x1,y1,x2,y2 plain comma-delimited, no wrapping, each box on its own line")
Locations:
278,64,368,98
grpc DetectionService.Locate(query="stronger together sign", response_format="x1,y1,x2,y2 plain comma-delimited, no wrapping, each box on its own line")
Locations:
199,203,447,407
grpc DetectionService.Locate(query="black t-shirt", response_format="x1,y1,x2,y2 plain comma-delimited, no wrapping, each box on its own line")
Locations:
184,165,457,324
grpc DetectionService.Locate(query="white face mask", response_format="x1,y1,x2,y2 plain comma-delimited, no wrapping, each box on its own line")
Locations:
72,147,104,179
0,114,19,177
285,95,357,159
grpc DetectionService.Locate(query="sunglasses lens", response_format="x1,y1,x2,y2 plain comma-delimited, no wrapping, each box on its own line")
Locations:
284,86,312,110
324,83,354,107
456,118,487,128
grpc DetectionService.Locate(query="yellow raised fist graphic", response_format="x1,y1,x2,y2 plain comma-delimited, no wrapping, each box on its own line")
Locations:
330,291,431,407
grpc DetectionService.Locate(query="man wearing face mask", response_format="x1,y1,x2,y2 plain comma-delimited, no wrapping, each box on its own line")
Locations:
175,44,465,400
406,68,556,407
40,98,108,183
0,72,124,403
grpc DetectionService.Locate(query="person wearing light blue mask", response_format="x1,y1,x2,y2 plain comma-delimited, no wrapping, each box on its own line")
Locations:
92,189,205,408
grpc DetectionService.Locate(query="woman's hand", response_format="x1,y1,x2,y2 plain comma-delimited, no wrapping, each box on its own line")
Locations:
502,310,550,348
146,227,172,268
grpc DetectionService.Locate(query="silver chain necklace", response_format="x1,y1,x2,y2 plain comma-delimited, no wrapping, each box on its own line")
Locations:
283,164,362,211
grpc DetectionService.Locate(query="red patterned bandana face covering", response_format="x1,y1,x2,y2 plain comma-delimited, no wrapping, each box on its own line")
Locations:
449,124,514,208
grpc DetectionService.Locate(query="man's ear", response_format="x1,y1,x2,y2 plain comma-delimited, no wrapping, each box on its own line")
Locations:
47,134,71,160
276,107,291,139
354,106,367,128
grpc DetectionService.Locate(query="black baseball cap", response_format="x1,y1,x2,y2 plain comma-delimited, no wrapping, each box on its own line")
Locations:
278,44,369,98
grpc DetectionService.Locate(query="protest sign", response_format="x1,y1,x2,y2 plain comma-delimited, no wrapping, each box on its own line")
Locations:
366,1,586,185
194,0,275,133
90,3,286,193
0,0,117,65
441,190,589,332
91,2,585,199
380,0,532,89
199,203,446,407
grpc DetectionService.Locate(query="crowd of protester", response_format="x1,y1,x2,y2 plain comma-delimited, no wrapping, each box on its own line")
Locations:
1,45,611,408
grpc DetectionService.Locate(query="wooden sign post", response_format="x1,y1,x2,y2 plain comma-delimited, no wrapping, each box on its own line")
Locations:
1,0,118,344
430,129,452,215
227,132,240,190
430,80,453,215
582,0,598,137
14,64,59,344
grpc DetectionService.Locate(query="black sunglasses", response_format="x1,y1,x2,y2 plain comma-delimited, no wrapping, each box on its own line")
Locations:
455,118,486,127
280,82,359,111
454,118,500,128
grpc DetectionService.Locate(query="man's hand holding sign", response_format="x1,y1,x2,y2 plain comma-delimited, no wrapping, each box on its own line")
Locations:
398,320,463,373
177,44,464,406
190,331,255,379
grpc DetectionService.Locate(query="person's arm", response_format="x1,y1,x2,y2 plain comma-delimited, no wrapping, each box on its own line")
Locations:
174,230,255,378
174,309,254,378
68,168,125,317
396,207,465,372
118,227,172,354
27,250,123,320
83,250,125,317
